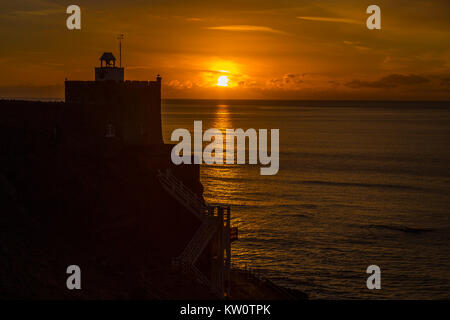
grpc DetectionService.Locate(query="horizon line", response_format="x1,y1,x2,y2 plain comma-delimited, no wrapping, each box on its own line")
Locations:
1,97,450,103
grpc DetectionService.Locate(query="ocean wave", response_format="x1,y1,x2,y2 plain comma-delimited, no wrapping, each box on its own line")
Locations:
281,213,310,218
365,224,434,234
300,180,422,191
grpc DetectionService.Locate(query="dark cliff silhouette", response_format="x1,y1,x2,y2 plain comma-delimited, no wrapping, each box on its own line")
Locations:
0,98,210,298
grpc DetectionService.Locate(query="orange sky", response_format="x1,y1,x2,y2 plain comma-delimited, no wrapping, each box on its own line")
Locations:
0,0,449,100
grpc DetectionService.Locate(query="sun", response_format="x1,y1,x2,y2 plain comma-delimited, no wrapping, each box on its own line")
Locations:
217,75,229,87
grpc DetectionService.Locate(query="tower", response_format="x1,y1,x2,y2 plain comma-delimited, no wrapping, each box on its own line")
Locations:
95,52,124,82
65,53,163,147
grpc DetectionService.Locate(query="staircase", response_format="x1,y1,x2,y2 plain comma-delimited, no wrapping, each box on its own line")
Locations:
178,215,217,263
157,169,220,294
157,169,209,218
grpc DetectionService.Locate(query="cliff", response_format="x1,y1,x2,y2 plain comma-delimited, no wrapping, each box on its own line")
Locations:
0,99,208,299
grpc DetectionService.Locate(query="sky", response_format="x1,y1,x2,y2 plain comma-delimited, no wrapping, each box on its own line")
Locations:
0,0,449,100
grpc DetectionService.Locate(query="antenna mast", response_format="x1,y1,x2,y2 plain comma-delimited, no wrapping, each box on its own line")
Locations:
117,34,124,67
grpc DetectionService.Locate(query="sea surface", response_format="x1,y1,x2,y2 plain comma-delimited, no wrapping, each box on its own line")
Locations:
162,100,450,299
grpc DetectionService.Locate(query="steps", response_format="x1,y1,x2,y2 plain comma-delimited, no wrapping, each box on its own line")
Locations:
178,216,217,263
157,169,208,219
157,169,220,295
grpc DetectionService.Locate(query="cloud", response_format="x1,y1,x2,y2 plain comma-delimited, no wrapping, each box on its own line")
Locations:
297,16,361,25
207,25,287,35
199,69,229,75
186,17,203,22
9,8,62,17
343,41,370,51
328,80,340,88
346,74,430,89
166,79,196,89
267,73,304,89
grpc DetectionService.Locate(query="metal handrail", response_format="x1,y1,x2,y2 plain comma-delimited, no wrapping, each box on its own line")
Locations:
157,169,225,297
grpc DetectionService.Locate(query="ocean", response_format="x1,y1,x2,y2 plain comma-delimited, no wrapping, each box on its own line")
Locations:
161,100,450,299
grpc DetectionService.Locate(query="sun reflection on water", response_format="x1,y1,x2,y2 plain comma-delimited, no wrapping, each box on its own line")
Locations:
212,104,231,131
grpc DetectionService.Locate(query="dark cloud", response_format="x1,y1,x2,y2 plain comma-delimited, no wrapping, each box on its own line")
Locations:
346,74,429,89
328,80,340,88
267,73,304,89
283,73,302,84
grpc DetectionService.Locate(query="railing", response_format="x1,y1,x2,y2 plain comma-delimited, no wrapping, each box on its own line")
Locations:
178,216,217,263
192,264,223,298
157,169,221,295
157,169,209,219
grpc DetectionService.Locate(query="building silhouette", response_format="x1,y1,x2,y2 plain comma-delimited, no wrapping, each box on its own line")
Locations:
95,52,124,81
0,52,236,298
65,52,163,146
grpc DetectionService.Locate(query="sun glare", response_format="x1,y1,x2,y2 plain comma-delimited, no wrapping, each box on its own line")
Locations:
217,75,229,87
